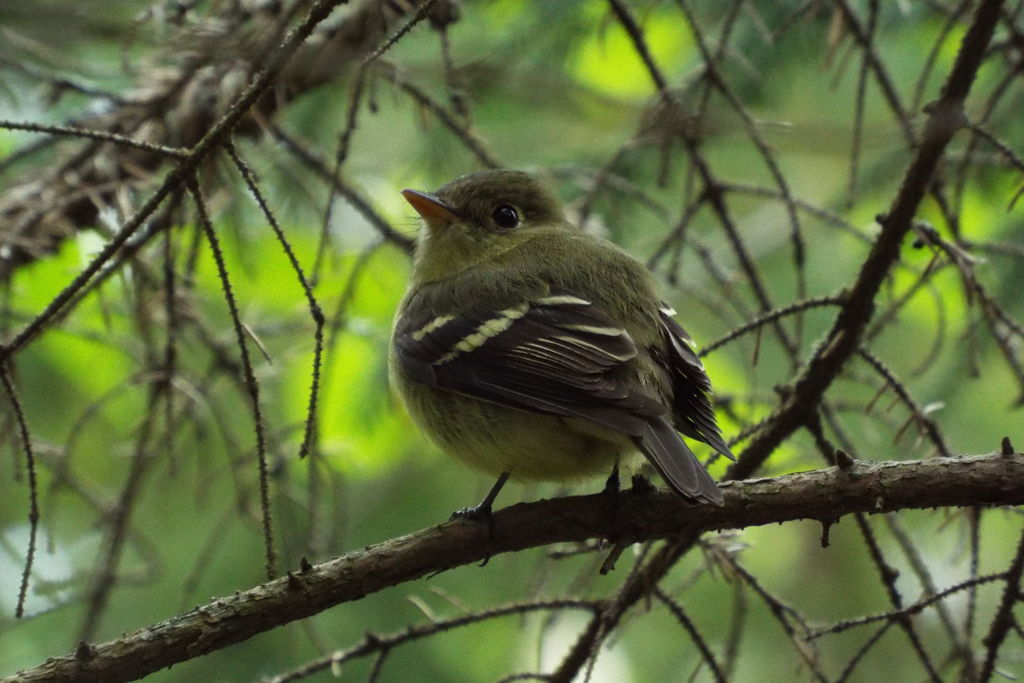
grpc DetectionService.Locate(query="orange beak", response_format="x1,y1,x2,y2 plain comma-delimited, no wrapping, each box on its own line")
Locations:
402,189,460,229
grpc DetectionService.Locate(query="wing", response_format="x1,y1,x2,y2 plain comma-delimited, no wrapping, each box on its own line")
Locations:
395,292,661,435
395,291,724,504
657,304,735,461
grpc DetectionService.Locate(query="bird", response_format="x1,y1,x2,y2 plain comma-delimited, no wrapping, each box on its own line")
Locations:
389,169,734,519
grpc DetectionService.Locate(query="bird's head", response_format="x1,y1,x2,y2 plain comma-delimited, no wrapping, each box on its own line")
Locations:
402,169,566,282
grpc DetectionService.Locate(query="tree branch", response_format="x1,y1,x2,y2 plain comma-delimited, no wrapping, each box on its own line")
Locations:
7,451,1023,683
0,0,455,278
728,0,1006,479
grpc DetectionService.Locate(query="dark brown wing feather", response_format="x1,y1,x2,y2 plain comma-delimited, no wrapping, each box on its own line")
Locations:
395,291,725,504
396,293,659,434
657,305,734,461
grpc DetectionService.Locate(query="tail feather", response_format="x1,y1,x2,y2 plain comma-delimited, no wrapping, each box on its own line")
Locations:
636,418,724,506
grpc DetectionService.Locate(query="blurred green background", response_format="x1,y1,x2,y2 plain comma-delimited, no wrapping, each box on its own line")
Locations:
1,1,1022,680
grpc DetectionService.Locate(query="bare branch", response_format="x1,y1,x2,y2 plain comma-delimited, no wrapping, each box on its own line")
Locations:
7,452,1023,683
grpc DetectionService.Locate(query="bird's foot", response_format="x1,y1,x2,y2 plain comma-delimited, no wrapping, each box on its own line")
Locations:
450,502,494,523
630,473,656,495
602,464,621,496
598,465,623,554
449,471,510,554
451,503,496,565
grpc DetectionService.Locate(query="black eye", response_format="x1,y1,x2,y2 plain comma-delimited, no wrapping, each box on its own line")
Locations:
491,204,519,229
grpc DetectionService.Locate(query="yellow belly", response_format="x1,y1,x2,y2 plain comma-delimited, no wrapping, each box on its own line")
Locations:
400,381,636,482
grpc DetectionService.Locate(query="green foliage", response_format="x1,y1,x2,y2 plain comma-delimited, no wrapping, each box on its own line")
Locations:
1,1,1023,681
